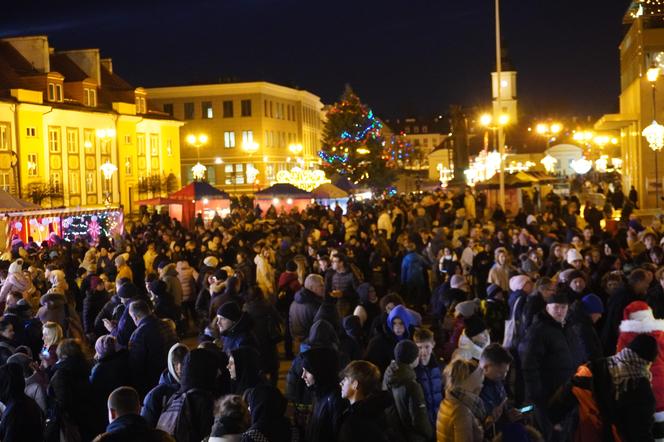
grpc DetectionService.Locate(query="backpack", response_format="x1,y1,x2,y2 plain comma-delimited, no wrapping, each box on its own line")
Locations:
157,388,207,441
502,295,523,350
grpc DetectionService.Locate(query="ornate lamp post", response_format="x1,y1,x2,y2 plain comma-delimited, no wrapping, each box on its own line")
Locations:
99,161,117,205
186,134,208,181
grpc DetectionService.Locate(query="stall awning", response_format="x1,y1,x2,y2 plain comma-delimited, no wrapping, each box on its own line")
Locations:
134,197,183,206
311,183,348,199
255,183,312,198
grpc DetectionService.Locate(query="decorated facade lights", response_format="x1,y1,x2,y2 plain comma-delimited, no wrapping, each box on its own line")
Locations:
191,162,207,181
595,155,609,173
99,161,117,205
436,163,454,188
505,161,535,174
276,167,330,192
644,65,664,206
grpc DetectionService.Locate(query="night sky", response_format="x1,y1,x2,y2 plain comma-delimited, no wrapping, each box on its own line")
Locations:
1,0,631,120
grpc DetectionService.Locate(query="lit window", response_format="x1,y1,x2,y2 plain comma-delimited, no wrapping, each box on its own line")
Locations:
27,154,38,177
67,128,79,154
48,127,61,153
69,171,80,194
0,124,10,150
137,134,146,155
84,88,96,107
55,84,62,102
150,134,159,156
224,131,236,148
0,172,9,192
241,130,253,145
86,171,96,193
202,101,213,119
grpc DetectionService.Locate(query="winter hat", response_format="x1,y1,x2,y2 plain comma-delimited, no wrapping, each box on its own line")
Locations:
526,214,537,225
547,291,570,305
157,260,170,270
486,284,503,299
7,259,23,274
89,275,102,290
148,279,168,297
581,294,604,315
213,269,228,282
95,335,117,359
49,269,66,286
628,219,645,233
394,339,419,364
566,248,583,265
356,283,376,304
565,270,585,284
117,282,138,299
622,301,654,321
455,299,479,318
464,314,487,338
286,260,298,272
628,334,659,362
203,256,219,268
217,301,242,322
167,343,189,384
509,275,531,292
114,254,126,267
6,352,33,377
302,347,340,386
450,275,468,290
557,269,576,284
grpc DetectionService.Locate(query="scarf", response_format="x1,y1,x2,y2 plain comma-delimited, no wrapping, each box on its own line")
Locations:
606,347,652,399
448,387,486,421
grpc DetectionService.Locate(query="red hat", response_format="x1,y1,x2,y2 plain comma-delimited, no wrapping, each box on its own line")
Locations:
623,301,654,321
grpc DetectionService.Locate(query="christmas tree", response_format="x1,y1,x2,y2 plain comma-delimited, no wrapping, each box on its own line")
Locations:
320,87,396,190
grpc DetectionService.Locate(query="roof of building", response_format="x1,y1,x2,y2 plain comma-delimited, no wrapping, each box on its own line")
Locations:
49,53,89,82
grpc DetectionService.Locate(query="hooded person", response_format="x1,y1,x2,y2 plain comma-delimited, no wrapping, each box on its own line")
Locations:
158,262,183,308
382,340,433,442
616,300,664,438
451,314,491,362
301,346,347,442
141,343,190,428
353,283,381,334
228,346,263,395
112,282,142,347
90,335,131,426
0,258,35,310
0,363,43,442
83,275,110,339
157,348,218,442
6,351,47,413
365,304,420,374
243,384,299,442
340,315,364,361
148,279,179,322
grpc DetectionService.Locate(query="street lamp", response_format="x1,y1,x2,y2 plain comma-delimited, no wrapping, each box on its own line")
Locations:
644,66,663,207
242,140,259,154
534,121,562,148
187,134,208,182
100,161,117,205
288,143,303,155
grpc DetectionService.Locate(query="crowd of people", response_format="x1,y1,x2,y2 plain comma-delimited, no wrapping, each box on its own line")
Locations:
0,183,660,441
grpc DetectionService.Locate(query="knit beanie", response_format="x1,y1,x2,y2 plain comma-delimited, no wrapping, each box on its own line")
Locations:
581,294,604,315
6,353,32,377
203,256,219,268
394,339,419,364
547,291,570,305
557,269,576,284
464,314,487,338
95,335,117,359
7,259,22,274
157,260,170,270
213,269,228,282
217,301,242,322
117,282,138,299
286,260,298,272
454,299,479,319
450,275,468,290
486,284,503,300
89,275,102,290
302,347,340,386
628,334,659,362
509,275,531,292
566,248,583,265
148,279,168,297
566,270,585,284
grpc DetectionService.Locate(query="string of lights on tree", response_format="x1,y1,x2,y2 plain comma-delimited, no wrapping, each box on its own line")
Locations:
319,87,396,189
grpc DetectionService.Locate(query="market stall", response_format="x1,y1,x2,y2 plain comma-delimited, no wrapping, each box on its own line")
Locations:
254,183,313,214
311,183,349,213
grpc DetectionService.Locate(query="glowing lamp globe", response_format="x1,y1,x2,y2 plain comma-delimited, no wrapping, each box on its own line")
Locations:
570,158,593,175
191,162,206,181
540,155,558,173
100,161,118,180
643,120,664,151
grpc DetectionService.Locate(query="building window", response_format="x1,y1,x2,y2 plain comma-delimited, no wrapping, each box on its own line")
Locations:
27,154,38,177
150,134,159,156
0,123,10,150
206,166,216,185
266,164,275,181
26,127,36,137
69,171,80,194
136,96,146,114
137,133,146,155
84,88,96,107
56,84,62,102
235,164,245,184
83,129,95,150
202,101,213,119
48,127,61,153
223,101,234,118
224,165,233,185
184,102,195,120
269,101,273,118
67,128,79,154
241,131,253,146
241,99,252,117
124,135,132,144
224,131,236,148
86,171,96,193
125,157,132,176
0,172,9,192
47,83,55,101
163,103,173,115
264,100,268,117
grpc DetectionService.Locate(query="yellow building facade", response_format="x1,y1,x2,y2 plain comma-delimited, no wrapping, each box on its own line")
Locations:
0,36,182,213
146,82,324,194
595,4,664,209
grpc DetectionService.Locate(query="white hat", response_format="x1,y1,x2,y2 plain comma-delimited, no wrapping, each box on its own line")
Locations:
203,256,219,268
526,214,537,225
566,248,583,265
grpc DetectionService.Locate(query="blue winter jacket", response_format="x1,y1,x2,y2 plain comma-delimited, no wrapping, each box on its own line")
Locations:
414,358,443,426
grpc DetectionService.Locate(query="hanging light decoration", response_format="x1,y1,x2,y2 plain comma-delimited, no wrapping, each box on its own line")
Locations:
437,163,454,188
191,162,207,181
595,155,609,173
643,120,664,151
